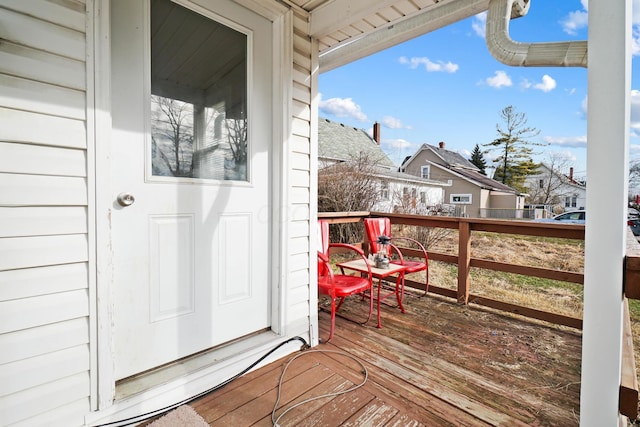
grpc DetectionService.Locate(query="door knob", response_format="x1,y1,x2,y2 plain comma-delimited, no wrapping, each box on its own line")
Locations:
117,192,135,207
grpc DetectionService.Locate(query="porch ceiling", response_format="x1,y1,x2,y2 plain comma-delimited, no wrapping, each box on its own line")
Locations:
288,0,490,72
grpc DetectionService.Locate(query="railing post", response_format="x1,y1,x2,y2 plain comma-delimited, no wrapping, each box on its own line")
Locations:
458,220,471,304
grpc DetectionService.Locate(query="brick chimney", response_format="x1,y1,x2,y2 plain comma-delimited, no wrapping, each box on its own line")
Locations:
569,167,574,182
438,141,445,149
373,122,381,144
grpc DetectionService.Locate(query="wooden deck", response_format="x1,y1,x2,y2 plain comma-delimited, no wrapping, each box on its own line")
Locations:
186,289,582,426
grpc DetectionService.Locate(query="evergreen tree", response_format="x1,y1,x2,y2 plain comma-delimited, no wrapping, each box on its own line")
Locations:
469,144,487,175
484,105,545,192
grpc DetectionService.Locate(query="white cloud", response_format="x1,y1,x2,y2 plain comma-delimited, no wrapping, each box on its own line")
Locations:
485,71,512,88
533,74,557,92
633,27,640,56
563,2,640,56
318,95,368,122
382,139,413,153
472,12,486,38
560,9,588,35
543,135,587,148
399,56,458,73
458,148,471,159
380,116,410,130
546,150,577,163
579,95,588,119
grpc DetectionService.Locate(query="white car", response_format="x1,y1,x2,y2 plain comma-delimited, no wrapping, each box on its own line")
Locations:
536,210,585,224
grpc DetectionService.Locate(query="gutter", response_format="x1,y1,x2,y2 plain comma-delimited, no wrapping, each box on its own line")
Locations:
486,0,587,67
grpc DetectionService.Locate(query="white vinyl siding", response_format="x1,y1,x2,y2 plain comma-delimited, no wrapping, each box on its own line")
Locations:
0,1,90,426
288,9,315,334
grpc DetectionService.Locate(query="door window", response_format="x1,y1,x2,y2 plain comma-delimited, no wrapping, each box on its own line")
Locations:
149,0,248,181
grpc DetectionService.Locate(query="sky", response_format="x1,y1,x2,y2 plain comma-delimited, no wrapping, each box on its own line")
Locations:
318,0,640,184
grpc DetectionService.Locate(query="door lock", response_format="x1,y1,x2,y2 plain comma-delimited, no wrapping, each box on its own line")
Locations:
117,192,135,207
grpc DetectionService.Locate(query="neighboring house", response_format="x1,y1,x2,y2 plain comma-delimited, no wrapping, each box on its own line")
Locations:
0,0,630,425
524,164,587,213
400,142,526,218
318,118,449,213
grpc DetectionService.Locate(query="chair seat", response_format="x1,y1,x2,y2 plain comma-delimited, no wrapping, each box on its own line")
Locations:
318,275,370,297
390,259,426,274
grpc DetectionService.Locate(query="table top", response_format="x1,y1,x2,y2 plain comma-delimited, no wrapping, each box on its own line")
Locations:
338,258,407,277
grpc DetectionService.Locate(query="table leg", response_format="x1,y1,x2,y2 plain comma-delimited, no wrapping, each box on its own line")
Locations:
376,278,382,328
396,272,405,313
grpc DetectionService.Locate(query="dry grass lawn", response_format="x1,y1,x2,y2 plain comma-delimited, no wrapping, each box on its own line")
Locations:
425,231,584,319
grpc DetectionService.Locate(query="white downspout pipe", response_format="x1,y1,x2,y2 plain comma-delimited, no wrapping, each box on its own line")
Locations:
486,0,588,67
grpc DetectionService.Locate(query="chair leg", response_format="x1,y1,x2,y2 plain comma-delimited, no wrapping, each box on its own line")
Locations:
425,268,429,296
326,297,336,342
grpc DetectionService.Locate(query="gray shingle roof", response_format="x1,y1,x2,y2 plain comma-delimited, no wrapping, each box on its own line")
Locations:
424,143,478,170
372,165,449,186
318,118,396,169
451,167,519,193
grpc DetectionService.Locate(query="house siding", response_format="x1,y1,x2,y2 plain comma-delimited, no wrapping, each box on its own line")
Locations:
288,9,314,334
0,1,91,426
403,150,431,178
448,179,482,216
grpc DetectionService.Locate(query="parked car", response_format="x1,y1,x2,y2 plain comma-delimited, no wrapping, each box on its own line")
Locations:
536,210,585,224
536,209,640,239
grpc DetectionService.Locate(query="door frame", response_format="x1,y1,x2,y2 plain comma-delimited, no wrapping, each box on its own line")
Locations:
91,0,292,413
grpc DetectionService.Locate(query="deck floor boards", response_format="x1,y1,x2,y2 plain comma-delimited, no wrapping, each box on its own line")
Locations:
186,290,582,426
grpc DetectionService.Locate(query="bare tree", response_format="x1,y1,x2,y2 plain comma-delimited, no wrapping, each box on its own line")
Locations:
151,95,194,177
526,153,573,206
225,116,247,164
318,153,381,242
630,160,640,191
389,186,452,249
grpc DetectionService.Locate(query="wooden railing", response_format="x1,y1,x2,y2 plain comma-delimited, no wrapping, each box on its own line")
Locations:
318,211,640,420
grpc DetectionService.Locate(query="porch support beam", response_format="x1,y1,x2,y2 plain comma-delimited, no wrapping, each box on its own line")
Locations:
580,0,631,424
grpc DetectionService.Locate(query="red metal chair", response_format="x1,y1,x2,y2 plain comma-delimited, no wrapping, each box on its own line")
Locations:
364,217,429,295
317,219,373,342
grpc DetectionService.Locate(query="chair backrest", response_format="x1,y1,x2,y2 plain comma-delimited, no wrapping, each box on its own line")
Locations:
317,219,330,276
364,217,392,256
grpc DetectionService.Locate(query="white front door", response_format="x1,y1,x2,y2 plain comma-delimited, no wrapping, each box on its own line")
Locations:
110,0,272,380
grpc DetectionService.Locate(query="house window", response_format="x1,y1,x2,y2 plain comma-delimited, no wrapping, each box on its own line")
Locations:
450,194,472,204
420,192,426,204
421,165,430,179
150,4,248,182
380,181,389,200
539,179,544,189
565,195,577,208
411,188,417,198
403,187,409,197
